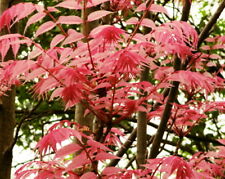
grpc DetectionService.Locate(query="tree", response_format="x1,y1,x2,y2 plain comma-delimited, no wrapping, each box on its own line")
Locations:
0,0,225,178
0,0,16,178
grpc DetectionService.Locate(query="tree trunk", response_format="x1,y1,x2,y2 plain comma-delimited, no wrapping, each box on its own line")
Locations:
0,90,15,179
0,1,16,178
136,67,149,168
75,4,99,131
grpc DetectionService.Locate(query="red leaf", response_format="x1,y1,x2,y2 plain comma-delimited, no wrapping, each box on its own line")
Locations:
36,128,77,155
87,10,112,22
87,139,111,151
35,21,56,38
169,70,215,93
57,15,83,25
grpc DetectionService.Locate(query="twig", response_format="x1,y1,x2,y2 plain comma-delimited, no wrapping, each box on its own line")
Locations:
198,0,225,47
10,100,42,150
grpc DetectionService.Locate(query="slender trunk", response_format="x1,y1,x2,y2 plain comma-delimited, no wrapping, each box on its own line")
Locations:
0,1,16,178
136,9,152,167
0,90,15,179
136,67,149,168
74,5,99,131
149,0,192,159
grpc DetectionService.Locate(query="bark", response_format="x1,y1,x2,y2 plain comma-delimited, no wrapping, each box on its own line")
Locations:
75,5,99,131
136,67,149,168
0,1,16,178
149,57,181,159
0,90,15,179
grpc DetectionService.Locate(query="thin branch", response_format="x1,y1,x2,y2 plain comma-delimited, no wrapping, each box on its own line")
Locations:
10,100,42,150
149,56,181,158
198,0,225,47
180,0,191,21
108,128,137,167
148,0,192,159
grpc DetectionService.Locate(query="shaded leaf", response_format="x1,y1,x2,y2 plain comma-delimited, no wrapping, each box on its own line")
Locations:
80,172,97,179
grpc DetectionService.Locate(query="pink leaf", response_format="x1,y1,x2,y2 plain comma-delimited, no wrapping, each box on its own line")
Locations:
14,3,36,23
0,34,22,41
80,172,97,179
0,39,10,60
50,34,65,48
126,17,139,25
55,0,82,10
57,16,83,25
126,17,155,29
28,47,43,59
47,6,59,12
36,128,77,155
35,21,56,38
87,0,110,7
87,10,112,22
201,45,211,50
102,167,123,176
141,18,156,29
62,29,84,45
67,152,91,170
209,54,221,59
218,139,225,145
10,37,20,58
95,152,119,161
25,12,46,33
55,143,82,159
150,4,168,15
135,2,147,12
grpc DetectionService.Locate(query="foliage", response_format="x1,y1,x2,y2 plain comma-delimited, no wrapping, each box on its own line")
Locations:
0,0,225,178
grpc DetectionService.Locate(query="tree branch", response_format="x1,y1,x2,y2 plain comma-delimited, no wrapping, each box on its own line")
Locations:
198,0,225,47
10,101,42,150
108,128,137,167
149,0,192,159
